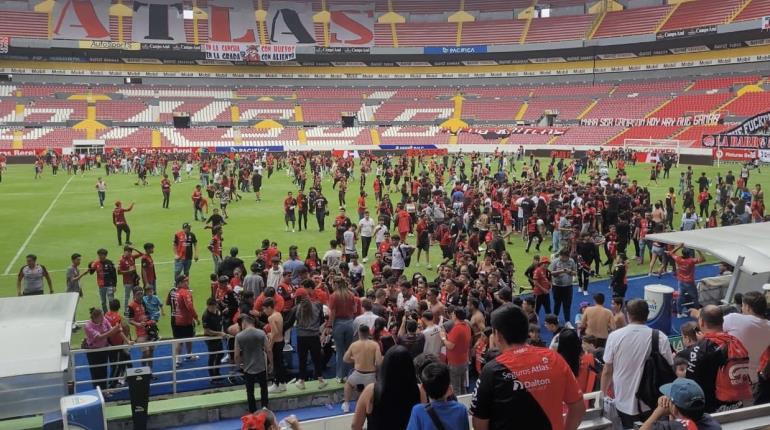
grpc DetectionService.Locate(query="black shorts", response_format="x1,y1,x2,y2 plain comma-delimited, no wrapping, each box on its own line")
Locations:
417,236,430,251
174,324,195,339
286,212,296,221
441,245,453,259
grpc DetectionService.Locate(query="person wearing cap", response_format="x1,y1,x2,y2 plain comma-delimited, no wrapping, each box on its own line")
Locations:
173,222,198,278
112,200,134,246
639,378,722,430
533,256,552,315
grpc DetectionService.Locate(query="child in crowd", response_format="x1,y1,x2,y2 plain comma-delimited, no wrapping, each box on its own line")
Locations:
406,362,470,430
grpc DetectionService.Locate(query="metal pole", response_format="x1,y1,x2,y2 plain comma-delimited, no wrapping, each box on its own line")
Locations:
171,343,177,395
722,255,745,305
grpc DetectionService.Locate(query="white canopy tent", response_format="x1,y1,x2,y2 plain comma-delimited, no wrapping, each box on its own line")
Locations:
645,222,770,302
0,293,78,419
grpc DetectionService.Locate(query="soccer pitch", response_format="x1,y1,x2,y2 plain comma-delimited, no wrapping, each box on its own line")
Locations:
0,158,766,341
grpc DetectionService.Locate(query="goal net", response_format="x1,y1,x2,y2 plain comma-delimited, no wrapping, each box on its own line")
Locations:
623,138,691,166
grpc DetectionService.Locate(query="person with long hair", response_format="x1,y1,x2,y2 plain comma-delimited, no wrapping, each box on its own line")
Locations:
287,289,327,390
304,247,321,271
325,278,359,382
351,346,424,430
84,307,121,390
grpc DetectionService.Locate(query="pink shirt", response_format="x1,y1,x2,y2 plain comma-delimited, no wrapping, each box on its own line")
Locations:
85,319,112,348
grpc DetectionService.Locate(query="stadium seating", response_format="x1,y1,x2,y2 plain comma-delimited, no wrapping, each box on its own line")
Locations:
373,101,454,122
689,75,761,91
379,126,447,144
734,0,770,22
461,20,525,45
462,100,520,121
583,96,670,120
24,100,88,122
659,0,744,31
650,93,732,118
719,91,770,117
394,22,458,47
525,14,594,43
97,128,155,148
593,5,672,39
553,126,626,147
95,101,149,122
464,0,532,12
613,80,691,95
522,98,592,121
0,10,47,38
301,102,366,122
533,84,613,97
607,125,681,146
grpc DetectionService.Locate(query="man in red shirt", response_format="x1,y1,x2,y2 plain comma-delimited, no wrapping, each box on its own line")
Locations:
441,308,472,394
112,201,134,246
118,246,143,316
668,243,705,318
127,288,156,370
208,226,223,274
161,174,171,209
396,203,411,242
173,275,199,366
284,191,297,233
192,185,204,221
140,243,156,293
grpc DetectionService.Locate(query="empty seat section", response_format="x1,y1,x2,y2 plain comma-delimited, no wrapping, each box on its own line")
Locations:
734,0,770,22
461,20,524,45
613,80,690,95
690,75,761,91
98,128,154,148
158,100,214,122
23,128,87,148
297,88,370,99
674,124,734,145
375,23,394,47
392,88,457,98
552,126,626,146
464,0,530,12
302,102,364,122
533,84,612,97
652,93,732,118
462,100,520,121
306,127,374,146
608,126,680,146
379,126,447,144
25,100,88,122
522,98,592,121
234,88,293,97
228,101,296,122
96,101,147,121
593,5,672,38
0,11,48,38
659,0,743,31
395,23,457,47
0,100,17,121
375,101,453,121
525,14,593,43
392,0,460,13
463,87,532,97
720,92,770,117
584,96,669,120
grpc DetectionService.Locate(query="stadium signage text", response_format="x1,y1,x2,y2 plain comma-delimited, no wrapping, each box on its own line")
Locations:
0,36,8,54
423,45,488,55
702,134,770,150
78,40,140,51
455,127,568,136
202,43,296,62
724,110,770,135
580,114,722,127
656,25,717,40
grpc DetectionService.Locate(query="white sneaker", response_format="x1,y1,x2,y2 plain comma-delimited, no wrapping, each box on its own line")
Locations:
292,229,295,233
175,359,182,367
317,379,328,389
295,380,306,390
185,355,200,361
583,290,589,296
220,355,230,364
426,264,432,269
362,258,368,263
268,384,286,393
341,402,350,413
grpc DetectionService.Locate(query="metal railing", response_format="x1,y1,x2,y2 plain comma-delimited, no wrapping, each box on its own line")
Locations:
71,336,237,396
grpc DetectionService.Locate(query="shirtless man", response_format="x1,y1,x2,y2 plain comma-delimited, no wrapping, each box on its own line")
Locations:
611,296,626,330
468,298,486,345
427,288,445,323
581,293,614,347
341,324,382,413
265,298,287,393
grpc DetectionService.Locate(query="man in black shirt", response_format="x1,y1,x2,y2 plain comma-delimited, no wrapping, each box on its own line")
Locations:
205,208,226,230
314,191,328,232
218,247,246,278
202,297,226,383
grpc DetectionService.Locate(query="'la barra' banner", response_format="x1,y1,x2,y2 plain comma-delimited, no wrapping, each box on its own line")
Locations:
202,42,296,62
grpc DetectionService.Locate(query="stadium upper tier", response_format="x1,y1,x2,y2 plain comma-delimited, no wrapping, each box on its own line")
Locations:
0,0,764,47
0,73,766,150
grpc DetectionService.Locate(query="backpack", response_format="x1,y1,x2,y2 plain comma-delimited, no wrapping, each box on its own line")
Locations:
704,332,753,403
636,329,676,409
398,245,412,268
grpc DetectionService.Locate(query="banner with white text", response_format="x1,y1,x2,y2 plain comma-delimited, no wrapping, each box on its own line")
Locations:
202,42,296,62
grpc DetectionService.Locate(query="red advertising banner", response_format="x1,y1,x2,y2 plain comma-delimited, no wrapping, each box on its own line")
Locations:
455,127,568,136
712,148,757,162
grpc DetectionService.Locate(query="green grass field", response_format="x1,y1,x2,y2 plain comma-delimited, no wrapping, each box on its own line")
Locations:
0,158,766,344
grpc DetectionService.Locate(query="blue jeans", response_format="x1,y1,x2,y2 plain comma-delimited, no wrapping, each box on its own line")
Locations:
677,281,699,314
552,231,560,251
98,285,115,313
332,318,354,379
174,259,192,278
123,284,135,315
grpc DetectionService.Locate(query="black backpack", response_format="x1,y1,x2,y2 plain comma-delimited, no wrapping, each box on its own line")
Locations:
636,329,676,409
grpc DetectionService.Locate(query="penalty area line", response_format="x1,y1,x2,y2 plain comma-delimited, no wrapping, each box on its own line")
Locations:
3,176,74,275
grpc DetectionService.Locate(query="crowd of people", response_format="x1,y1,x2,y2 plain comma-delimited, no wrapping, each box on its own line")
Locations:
13,149,770,430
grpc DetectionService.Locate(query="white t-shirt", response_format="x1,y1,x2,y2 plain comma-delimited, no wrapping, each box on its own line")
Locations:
391,244,410,270
374,225,387,244
358,217,375,238
603,323,673,415
724,313,770,383
422,325,442,357
323,249,342,270
343,230,357,255
353,311,379,336
398,293,419,313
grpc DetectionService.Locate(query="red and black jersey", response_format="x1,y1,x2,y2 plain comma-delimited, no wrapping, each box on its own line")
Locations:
90,259,117,288
113,208,129,225
470,346,582,430
141,254,156,286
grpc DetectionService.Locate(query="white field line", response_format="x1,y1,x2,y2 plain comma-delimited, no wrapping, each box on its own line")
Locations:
0,257,213,277
3,176,74,275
